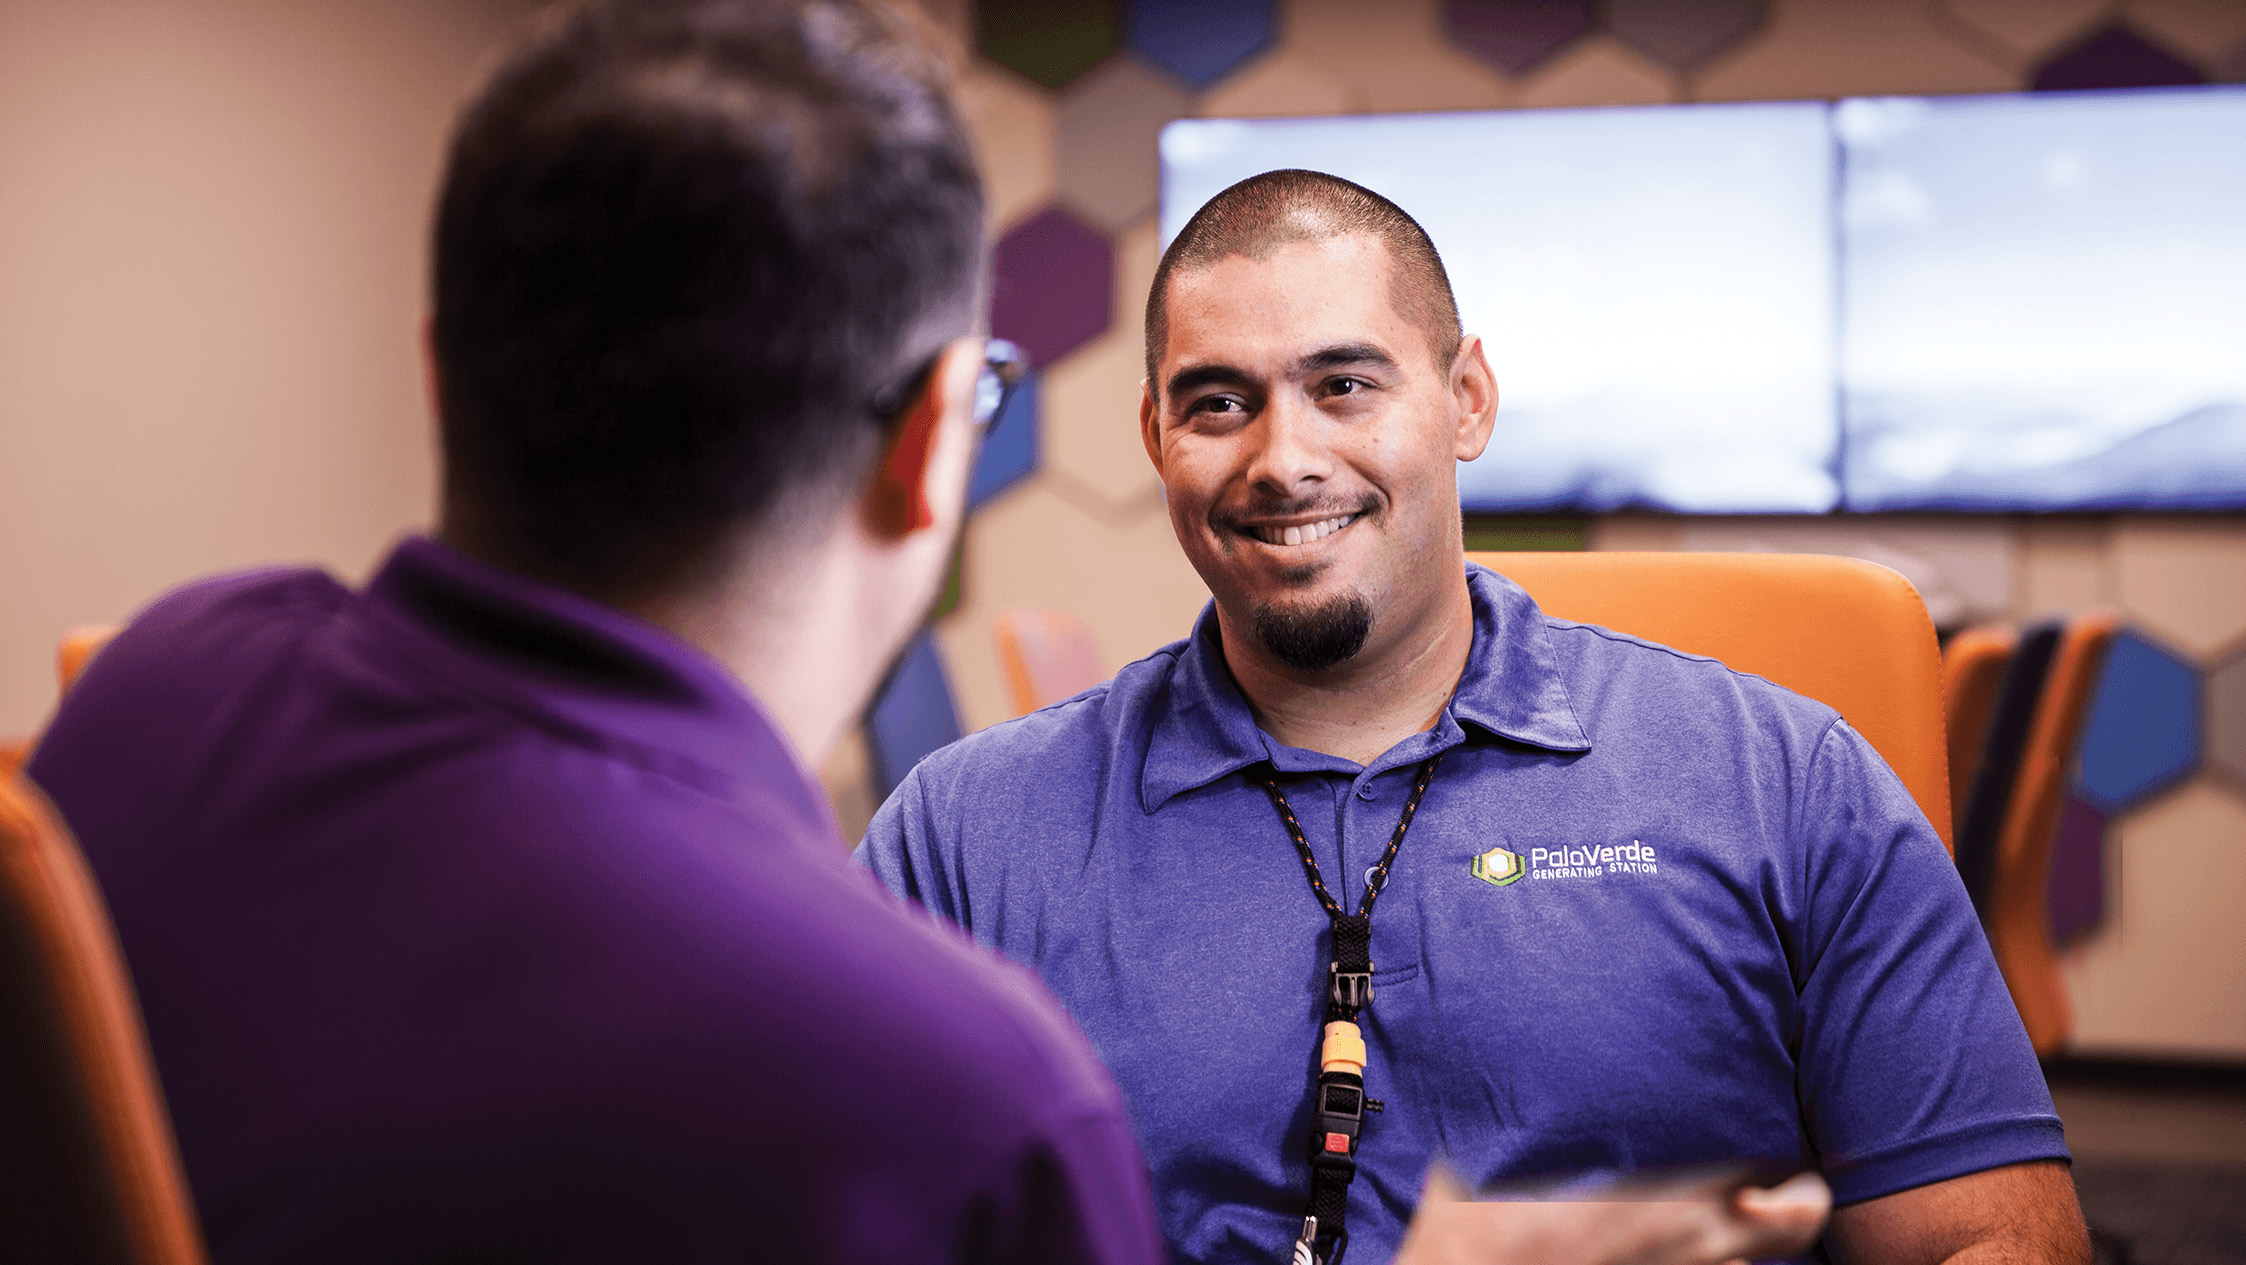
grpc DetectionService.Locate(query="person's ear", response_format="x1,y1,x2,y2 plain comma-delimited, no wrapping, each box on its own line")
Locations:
1139,378,1165,476
1450,333,1499,463
866,338,981,539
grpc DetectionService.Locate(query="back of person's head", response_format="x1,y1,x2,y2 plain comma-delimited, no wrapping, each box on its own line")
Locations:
1146,169,1461,382
433,0,983,599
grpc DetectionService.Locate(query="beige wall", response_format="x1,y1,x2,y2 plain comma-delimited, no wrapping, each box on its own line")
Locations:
0,0,530,736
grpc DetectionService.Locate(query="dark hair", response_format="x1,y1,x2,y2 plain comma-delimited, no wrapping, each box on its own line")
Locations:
432,0,984,596
1145,169,1461,383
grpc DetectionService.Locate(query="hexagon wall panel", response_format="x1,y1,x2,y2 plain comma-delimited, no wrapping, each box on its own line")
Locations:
955,68,1057,233
991,206,1114,371
969,370,1040,509
2076,628,2203,812
1514,37,1675,108
1943,0,2106,61
2048,791,2108,946
1606,0,1767,71
1054,57,1191,234
865,631,964,798
2211,652,2246,786
976,0,1121,92
1046,327,1157,506
1445,0,1595,76
2114,520,2246,659
2126,0,2246,64
1126,0,1276,89
2032,23,2206,90
1198,48,1356,117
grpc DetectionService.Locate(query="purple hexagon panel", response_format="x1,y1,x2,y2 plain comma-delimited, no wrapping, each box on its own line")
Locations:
1605,0,1767,71
1445,0,1595,76
2047,791,2108,947
2033,24,2205,92
991,205,1114,371
1127,0,1276,89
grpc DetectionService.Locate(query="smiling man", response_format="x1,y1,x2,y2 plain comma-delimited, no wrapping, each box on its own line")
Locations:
858,170,2089,1265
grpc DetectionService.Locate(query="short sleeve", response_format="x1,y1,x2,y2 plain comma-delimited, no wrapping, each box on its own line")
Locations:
855,765,970,926
1790,719,2070,1204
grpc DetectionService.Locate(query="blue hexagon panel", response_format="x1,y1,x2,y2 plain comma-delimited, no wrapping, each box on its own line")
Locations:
969,369,1040,508
2076,627,2203,812
2033,24,2205,92
866,632,964,798
1126,0,1276,89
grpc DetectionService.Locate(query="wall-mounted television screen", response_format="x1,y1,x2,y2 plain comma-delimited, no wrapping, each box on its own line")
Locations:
1160,104,1841,514
1838,88,2246,511
1161,86,2246,514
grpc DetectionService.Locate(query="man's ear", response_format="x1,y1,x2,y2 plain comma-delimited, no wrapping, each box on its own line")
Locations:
866,339,980,539
1451,333,1499,463
1139,378,1164,476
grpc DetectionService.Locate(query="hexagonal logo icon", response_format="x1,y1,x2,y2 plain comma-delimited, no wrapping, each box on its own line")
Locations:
1470,845,1525,888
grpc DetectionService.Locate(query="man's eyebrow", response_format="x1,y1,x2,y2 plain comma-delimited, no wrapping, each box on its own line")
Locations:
1298,343,1397,375
1164,362,1254,400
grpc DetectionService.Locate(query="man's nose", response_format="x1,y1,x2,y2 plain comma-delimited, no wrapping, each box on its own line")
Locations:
1243,394,1332,498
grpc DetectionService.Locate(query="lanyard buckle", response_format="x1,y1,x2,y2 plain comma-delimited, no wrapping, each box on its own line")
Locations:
1328,963,1374,1010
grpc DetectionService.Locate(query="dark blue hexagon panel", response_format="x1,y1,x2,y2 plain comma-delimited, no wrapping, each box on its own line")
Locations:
866,632,965,798
1126,0,1276,89
969,369,1040,508
2076,628,2204,812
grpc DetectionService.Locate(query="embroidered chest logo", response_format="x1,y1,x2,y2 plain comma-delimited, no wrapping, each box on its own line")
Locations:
1528,839,1660,881
1469,845,1525,887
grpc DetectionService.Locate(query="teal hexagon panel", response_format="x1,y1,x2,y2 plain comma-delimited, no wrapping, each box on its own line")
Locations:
978,0,1122,92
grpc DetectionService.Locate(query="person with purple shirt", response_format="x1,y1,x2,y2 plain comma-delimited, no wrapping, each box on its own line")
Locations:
27,3,1830,1262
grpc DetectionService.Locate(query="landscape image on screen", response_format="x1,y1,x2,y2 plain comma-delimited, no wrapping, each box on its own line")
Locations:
1839,87,2246,511
1162,104,1840,514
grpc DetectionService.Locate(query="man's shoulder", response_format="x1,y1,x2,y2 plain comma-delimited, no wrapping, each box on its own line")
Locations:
1536,612,1842,739
910,636,1192,791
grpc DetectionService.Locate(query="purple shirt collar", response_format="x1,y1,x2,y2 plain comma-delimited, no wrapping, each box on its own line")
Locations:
360,536,837,840
1139,562,1592,812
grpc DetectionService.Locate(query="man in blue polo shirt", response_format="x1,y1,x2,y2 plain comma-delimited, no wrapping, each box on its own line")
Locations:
860,170,2091,1265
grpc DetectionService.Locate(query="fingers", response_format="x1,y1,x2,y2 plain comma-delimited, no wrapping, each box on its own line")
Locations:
1394,1169,1831,1265
1718,1172,1831,1260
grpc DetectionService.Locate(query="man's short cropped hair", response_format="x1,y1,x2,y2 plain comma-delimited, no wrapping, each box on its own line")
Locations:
1145,169,1462,384
433,0,983,595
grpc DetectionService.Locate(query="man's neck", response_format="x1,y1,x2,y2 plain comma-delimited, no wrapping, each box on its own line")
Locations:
1219,568,1475,768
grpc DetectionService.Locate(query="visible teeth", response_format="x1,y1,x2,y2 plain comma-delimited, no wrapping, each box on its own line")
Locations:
1257,515,1353,545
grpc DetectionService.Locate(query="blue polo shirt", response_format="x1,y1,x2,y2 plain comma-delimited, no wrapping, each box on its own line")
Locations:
31,537,1163,1265
859,563,2068,1265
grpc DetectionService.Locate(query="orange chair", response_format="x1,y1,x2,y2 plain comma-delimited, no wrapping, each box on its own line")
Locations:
1942,625,2017,831
59,626,120,694
0,737,28,780
0,773,209,1265
1471,552,1953,850
1984,612,2119,1056
993,610,1106,718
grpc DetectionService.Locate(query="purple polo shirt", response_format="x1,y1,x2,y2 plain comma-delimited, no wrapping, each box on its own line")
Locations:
30,537,1162,1265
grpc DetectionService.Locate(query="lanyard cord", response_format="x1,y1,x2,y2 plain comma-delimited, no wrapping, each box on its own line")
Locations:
1260,753,1443,1265
1259,754,1442,1020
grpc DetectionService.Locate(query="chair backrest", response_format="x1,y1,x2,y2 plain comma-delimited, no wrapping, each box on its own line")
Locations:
992,610,1105,718
0,774,207,1265
1942,625,2016,831
0,739,27,781
1469,552,1953,850
58,626,120,694
1953,621,2062,919
1987,612,2120,1057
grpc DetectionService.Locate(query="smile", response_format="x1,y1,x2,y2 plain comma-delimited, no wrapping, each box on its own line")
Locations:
1247,513,1360,547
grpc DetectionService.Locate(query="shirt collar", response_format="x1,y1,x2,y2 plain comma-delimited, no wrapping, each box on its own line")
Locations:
1139,561,1591,813
358,536,837,841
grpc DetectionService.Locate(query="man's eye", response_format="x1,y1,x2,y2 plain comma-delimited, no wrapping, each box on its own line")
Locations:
1327,377,1369,397
1192,396,1243,415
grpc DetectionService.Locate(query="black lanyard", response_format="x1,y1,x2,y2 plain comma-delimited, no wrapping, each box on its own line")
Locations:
1260,754,1441,1265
